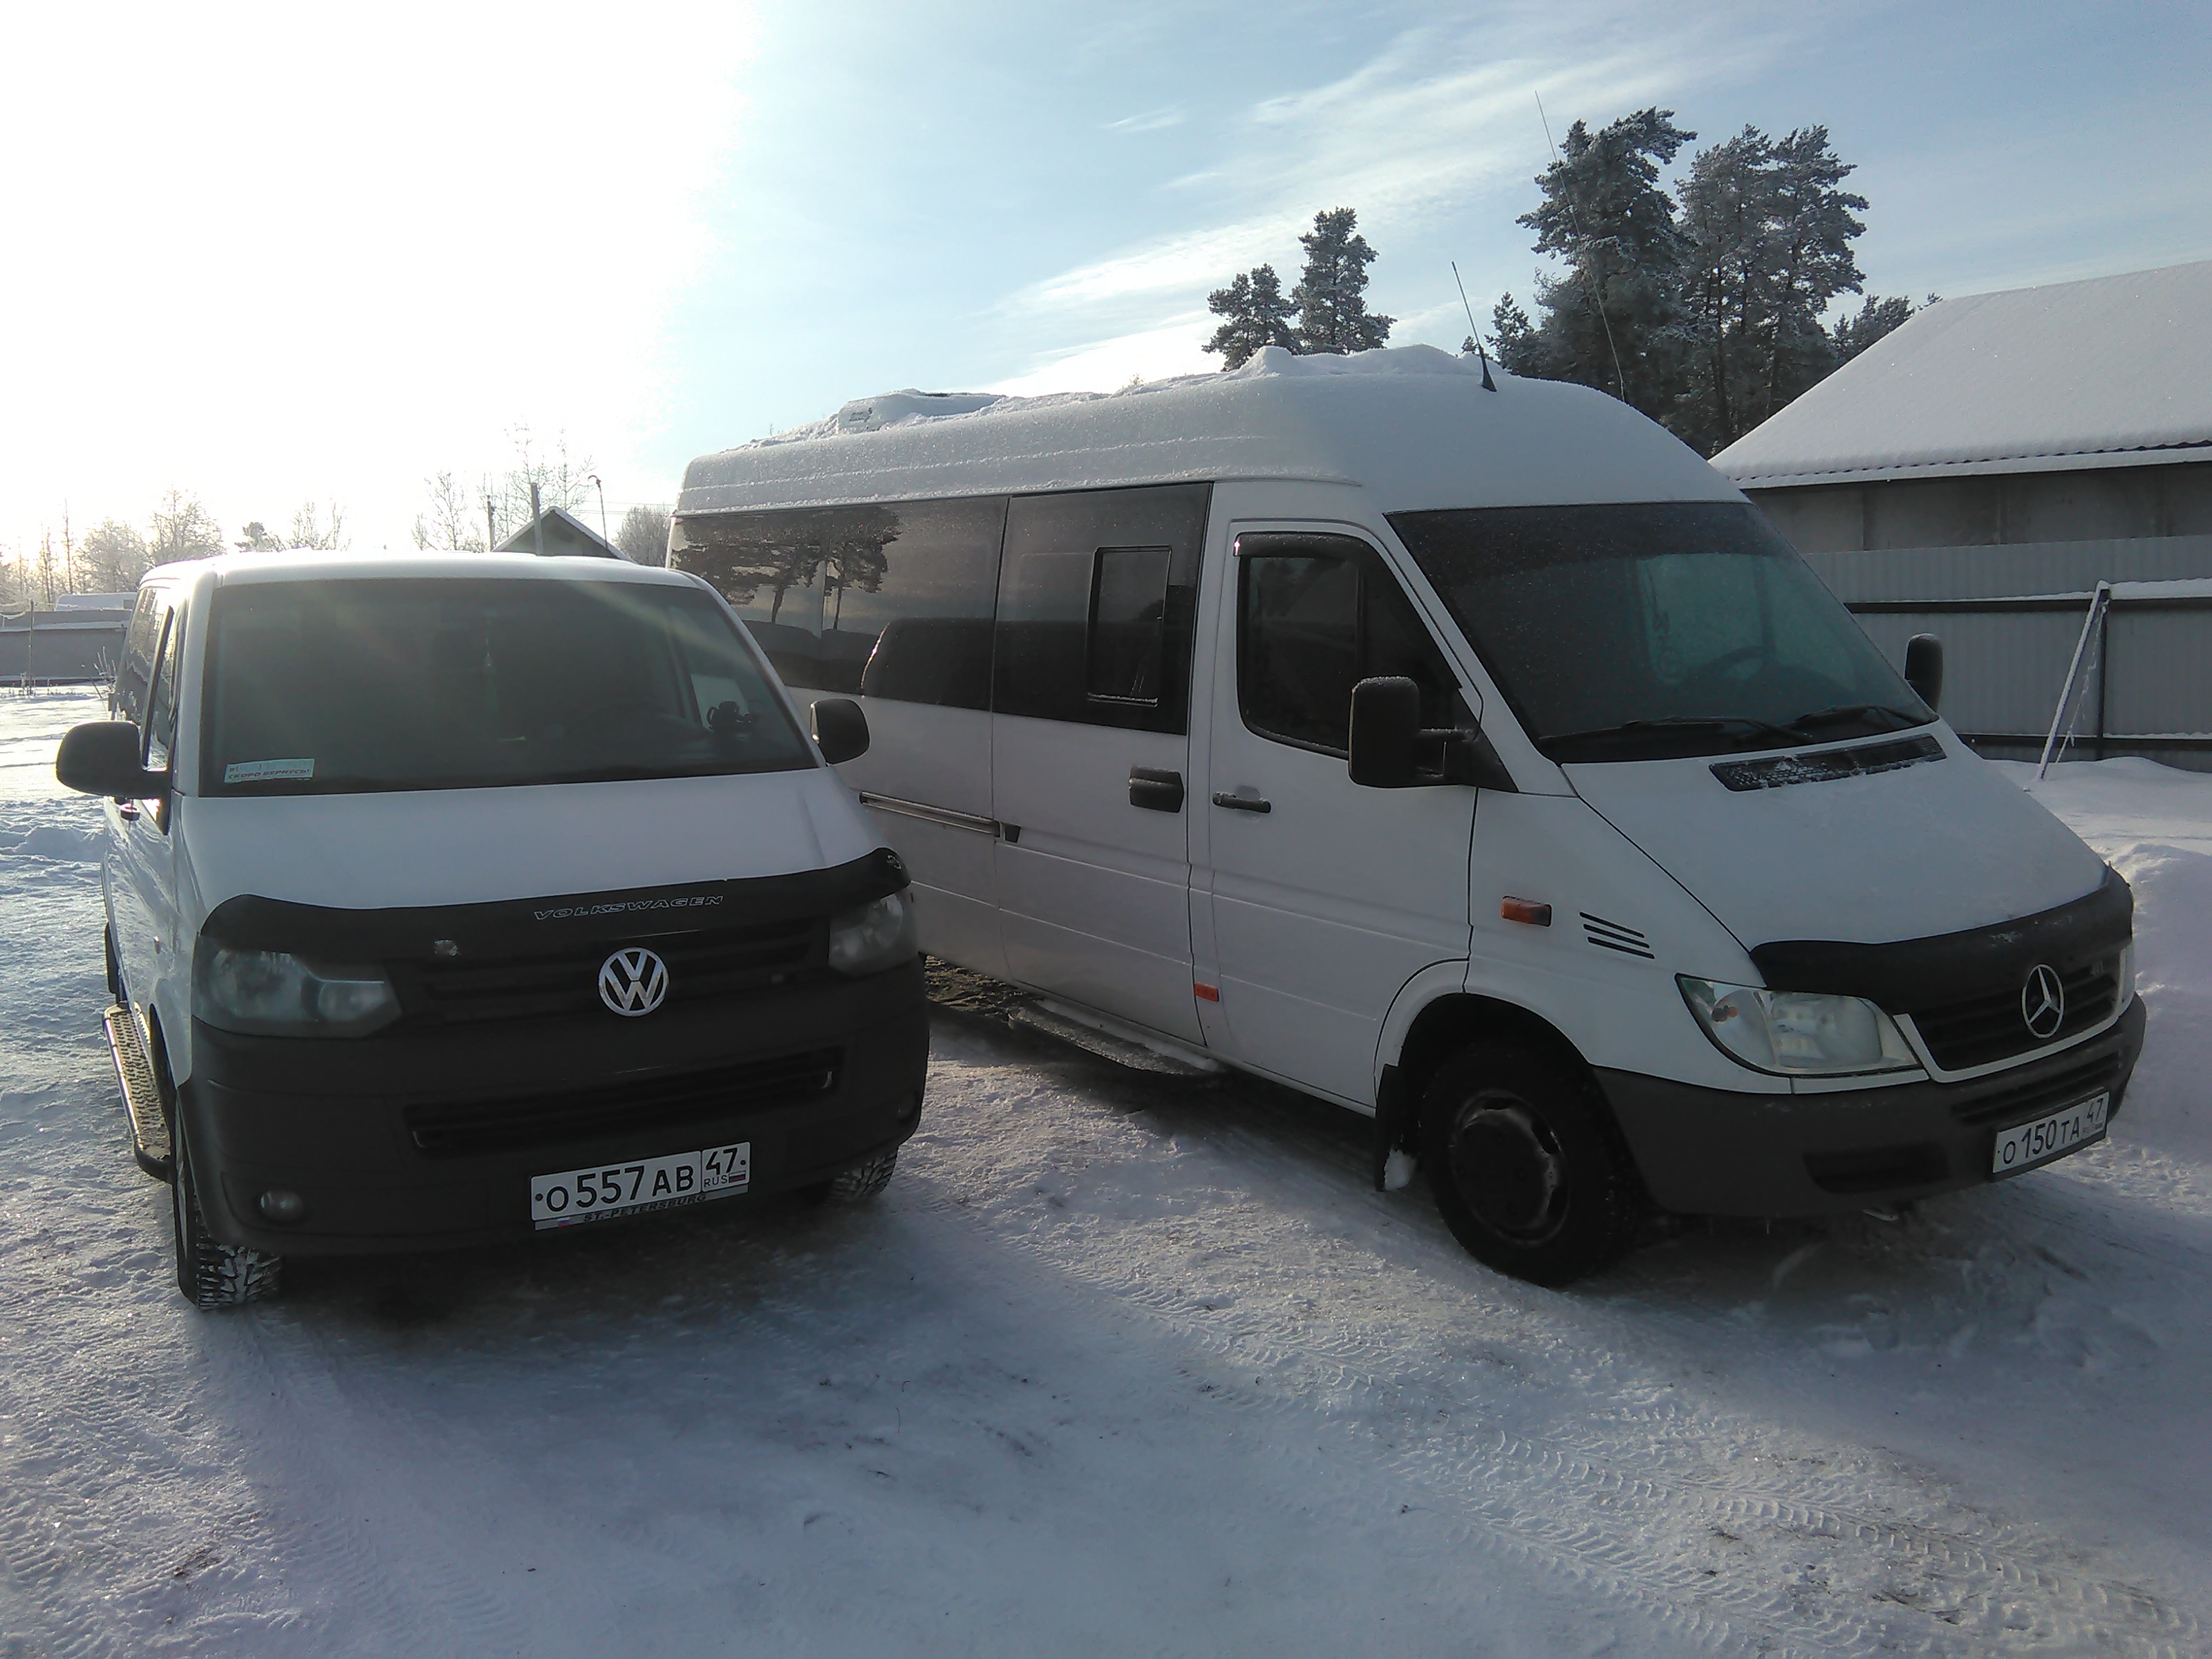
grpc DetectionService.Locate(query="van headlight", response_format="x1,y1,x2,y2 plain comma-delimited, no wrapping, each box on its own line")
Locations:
1678,977,1918,1076
827,891,918,977
194,946,401,1036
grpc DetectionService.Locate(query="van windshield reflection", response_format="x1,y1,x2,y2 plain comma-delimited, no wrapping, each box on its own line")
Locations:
203,577,812,795
1387,503,1932,763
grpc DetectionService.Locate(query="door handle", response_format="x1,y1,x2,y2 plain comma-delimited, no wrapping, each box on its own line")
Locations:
1211,791,1271,814
1129,767,1185,813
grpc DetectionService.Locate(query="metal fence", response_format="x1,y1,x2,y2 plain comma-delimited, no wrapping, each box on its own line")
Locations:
1807,535,2212,771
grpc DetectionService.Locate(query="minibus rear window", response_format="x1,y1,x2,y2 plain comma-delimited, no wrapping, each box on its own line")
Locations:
200,577,813,795
1388,503,1931,764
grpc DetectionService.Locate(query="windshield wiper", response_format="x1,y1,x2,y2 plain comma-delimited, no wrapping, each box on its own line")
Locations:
1784,703,1927,735
1547,714,1804,751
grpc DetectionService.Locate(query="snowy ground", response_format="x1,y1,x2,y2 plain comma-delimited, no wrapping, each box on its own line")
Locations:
3,686,2209,1656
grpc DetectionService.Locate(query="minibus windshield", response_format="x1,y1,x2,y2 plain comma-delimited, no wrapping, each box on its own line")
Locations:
201,577,813,795
1388,503,1931,763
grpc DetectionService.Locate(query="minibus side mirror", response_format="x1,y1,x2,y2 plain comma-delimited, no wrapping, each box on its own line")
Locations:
1349,677,1423,787
56,721,168,800
811,697,870,765
1349,678,1516,791
1904,633,1944,713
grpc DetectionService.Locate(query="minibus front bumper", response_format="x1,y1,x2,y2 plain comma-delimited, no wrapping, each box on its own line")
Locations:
176,958,928,1256
1597,996,2145,1217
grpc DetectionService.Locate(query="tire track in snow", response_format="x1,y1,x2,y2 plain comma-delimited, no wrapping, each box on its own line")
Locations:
911,1038,2206,1656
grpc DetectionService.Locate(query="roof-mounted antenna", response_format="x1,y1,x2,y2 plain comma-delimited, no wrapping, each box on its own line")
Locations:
1452,261,1497,391
1535,91,1629,404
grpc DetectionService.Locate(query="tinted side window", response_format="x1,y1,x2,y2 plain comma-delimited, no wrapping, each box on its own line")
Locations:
670,496,1006,708
144,608,185,771
1238,534,1459,756
995,484,1210,733
114,588,163,724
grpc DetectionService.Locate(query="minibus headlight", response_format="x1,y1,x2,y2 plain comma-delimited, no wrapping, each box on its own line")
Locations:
827,891,918,977
1677,977,1918,1076
194,946,400,1036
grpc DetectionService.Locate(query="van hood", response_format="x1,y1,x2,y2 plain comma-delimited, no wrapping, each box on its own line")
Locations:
179,769,881,914
1564,731,2108,951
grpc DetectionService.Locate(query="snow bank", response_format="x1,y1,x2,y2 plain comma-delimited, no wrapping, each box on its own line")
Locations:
2005,756,2212,1163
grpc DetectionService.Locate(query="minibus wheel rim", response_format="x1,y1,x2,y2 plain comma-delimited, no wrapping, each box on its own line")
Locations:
1448,1094,1569,1244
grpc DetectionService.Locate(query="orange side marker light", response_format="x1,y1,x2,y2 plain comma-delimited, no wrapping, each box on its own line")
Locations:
1194,982,1221,1002
1501,897,1553,927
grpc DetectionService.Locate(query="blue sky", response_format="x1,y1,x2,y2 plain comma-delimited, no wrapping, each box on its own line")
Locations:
2,0,2205,559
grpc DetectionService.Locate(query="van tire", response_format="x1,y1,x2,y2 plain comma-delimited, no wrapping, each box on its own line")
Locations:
802,1148,898,1205
171,1111,283,1309
1419,1042,1641,1286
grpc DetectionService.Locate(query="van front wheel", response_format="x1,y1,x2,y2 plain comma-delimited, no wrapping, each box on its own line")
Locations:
1419,1042,1640,1287
171,1112,283,1309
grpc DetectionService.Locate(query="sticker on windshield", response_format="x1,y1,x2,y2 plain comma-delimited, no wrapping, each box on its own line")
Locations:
225,758,316,783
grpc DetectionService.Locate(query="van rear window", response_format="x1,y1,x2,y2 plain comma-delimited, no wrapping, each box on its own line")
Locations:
200,578,812,795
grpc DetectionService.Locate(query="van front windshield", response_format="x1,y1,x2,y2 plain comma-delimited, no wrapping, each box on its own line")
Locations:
202,577,813,796
1387,503,1930,763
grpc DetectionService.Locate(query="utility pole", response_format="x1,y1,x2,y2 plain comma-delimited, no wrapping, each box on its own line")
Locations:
485,493,497,554
530,482,544,556
588,474,608,552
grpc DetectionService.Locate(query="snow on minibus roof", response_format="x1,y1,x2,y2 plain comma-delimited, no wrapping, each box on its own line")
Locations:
678,345,1737,516
167,549,697,589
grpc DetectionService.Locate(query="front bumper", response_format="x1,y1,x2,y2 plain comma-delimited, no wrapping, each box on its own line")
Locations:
177,959,928,1256
1600,996,2145,1217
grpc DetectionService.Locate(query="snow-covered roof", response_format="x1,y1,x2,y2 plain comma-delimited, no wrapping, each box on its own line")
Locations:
150,548,691,589
494,505,629,560
679,345,1737,516
1714,260,2212,489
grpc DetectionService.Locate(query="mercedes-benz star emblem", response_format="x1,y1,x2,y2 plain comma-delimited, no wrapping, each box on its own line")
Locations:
599,947,669,1017
2021,962,2065,1041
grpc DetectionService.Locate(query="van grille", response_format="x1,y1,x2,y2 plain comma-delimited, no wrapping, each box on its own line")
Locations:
404,1048,843,1157
396,917,824,1026
1944,1049,2124,1130
1906,957,2120,1073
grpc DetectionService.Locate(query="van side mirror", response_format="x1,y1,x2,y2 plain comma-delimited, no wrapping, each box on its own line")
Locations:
1349,677,1423,787
1904,633,1944,713
810,697,870,765
1349,677,1518,792
56,721,167,800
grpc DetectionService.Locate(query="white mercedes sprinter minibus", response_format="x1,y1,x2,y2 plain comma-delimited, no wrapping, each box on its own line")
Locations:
671,346,2141,1286
58,550,927,1307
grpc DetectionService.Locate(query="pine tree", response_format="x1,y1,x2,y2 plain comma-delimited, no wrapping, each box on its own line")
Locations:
1510,109,1695,420
1489,293,1543,376
1204,264,1298,368
1830,294,1920,364
1292,208,1393,355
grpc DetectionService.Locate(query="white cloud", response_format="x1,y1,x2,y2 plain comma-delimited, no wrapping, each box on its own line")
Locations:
1105,106,1185,134
0,0,758,555
988,315,1217,398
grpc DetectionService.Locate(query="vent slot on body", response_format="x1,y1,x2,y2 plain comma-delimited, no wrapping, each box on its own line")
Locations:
1582,912,1654,959
406,1049,843,1157
1711,734,1942,793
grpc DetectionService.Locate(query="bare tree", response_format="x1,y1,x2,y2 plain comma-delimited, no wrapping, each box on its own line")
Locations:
150,491,226,567
495,428,594,545
411,471,489,551
617,504,672,566
288,500,348,550
81,519,151,590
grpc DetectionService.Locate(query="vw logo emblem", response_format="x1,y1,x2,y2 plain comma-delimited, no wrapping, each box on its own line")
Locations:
2021,963,2065,1041
599,947,669,1017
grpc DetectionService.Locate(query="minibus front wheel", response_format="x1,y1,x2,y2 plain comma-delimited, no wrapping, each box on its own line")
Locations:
170,1106,283,1309
1420,1042,1642,1286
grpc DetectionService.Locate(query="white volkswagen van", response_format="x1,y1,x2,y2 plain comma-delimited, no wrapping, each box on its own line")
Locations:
671,345,2140,1286
58,550,928,1307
